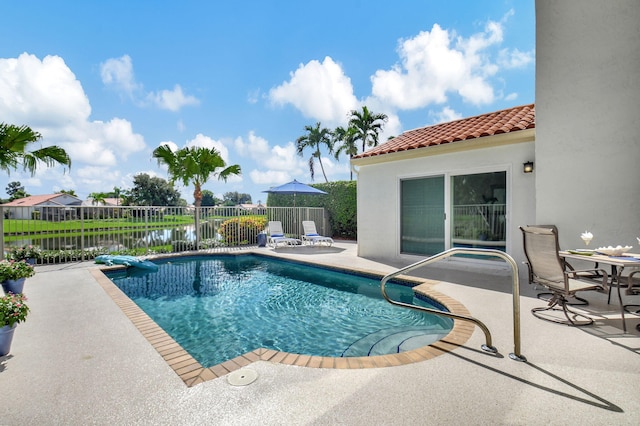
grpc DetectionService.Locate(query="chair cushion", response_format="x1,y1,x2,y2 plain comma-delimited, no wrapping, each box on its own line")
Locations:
271,234,284,237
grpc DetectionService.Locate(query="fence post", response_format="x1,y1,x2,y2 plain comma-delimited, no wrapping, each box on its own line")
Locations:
80,206,85,261
145,208,150,253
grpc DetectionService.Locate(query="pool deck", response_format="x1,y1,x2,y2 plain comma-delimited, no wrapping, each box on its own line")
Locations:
2,241,639,425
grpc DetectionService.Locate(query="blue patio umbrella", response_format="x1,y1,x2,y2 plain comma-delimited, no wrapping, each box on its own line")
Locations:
262,179,327,207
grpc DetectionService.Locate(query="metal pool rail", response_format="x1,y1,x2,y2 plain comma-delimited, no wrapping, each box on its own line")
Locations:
380,247,526,362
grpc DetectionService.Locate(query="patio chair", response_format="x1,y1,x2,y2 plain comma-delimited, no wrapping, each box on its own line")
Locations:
623,271,640,330
267,221,301,248
520,226,609,326
524,224,591,306
301,221,334,246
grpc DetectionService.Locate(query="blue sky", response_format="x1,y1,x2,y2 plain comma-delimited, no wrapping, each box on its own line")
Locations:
0,0,535,205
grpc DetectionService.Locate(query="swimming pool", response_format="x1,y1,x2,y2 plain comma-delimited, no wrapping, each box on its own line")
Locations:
106,254,453,368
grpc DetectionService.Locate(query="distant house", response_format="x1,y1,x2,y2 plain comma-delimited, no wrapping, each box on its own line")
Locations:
80,197,125,219
238,203,266,213
2,193,83,220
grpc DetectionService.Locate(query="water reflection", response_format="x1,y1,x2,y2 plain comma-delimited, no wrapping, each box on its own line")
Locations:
11,224,224,251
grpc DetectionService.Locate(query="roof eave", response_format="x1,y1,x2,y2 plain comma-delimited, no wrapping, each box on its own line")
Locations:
351,128,535,167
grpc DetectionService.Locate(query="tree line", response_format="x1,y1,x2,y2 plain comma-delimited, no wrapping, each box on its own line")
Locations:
4,178,252,207
1,122,246,207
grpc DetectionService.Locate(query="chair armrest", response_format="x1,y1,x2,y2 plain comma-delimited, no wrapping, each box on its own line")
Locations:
565,268,609,290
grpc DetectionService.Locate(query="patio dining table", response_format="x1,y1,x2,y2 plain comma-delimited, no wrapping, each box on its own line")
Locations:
560,250,640,332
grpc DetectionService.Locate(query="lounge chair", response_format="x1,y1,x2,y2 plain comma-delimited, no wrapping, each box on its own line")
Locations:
301,221,333,246
520,226,608,326
267,221,301,247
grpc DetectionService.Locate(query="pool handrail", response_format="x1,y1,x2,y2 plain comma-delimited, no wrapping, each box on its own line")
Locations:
380,247,526,362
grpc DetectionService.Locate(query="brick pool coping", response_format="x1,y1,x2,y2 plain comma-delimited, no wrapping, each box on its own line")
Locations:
91,265,474,387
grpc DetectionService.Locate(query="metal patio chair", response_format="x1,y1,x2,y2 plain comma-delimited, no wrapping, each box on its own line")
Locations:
524,224,592,306
520,226,609,326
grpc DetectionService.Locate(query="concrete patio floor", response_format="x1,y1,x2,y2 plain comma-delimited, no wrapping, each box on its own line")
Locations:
1,241,639,425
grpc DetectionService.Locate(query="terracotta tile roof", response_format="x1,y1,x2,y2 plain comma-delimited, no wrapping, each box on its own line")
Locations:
353,103,535,159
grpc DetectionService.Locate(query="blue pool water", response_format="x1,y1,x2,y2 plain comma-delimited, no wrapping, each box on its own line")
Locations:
107,255,453,367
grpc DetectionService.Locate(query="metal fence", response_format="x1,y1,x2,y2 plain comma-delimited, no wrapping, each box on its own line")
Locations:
0,205,328,264
452,203,506,242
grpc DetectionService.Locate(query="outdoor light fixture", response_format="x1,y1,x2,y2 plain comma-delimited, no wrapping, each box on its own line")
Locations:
523,161,534,173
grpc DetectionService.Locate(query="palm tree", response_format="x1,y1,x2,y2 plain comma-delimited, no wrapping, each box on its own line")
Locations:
347,106,388,153
295,122,333,182
88,192,108,206
332,125,359,180
0,123,71,176
152,145,241,208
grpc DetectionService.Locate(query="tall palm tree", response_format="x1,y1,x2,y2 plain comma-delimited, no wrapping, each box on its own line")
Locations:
295,122,333,182
0,123,71,176
332,125,358,180
347,106,388,153
152,145,241,208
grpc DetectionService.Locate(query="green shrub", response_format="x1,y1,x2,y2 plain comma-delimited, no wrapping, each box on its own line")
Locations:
218,216,268,245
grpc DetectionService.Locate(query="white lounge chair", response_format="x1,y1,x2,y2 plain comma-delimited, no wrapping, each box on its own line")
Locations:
267,221,301,247
302,221,333,246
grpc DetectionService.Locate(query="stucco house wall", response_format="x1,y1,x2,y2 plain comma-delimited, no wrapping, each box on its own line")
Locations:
355,134,535,268
535,0,640,250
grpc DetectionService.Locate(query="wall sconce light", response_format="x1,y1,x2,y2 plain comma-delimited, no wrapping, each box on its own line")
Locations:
523,161,534,173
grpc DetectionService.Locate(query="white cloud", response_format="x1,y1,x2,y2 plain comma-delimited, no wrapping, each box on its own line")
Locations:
247,88,260,104
75,166,123,190
371,17,513,109
269,56,359,123
0,53,91,126
101,55,199,111
100,55,140,95
249,169,293,185
429,106,463,124
504,92,518,101
157,140,179,152
234,131,270,160
146,84,200,111
0,53,147,172
247,140,308,185
498,48,535,69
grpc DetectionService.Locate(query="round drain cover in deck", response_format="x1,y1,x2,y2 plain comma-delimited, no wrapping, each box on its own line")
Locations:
227,368,258,386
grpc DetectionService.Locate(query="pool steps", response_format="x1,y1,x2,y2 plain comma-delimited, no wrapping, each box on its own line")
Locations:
342,324,450,357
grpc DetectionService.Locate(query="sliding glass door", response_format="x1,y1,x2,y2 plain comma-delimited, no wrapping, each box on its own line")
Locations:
400,176,445,256
451,171,506,251
400,171,507,257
